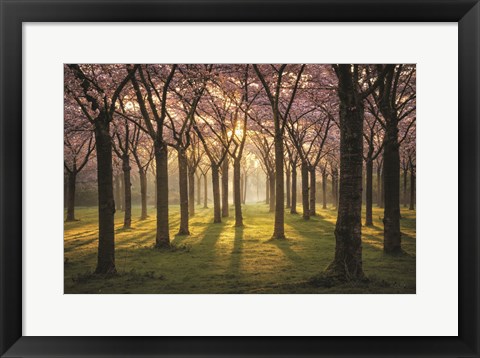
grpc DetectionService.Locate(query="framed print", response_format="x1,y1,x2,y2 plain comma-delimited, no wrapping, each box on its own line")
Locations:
0,0,479,357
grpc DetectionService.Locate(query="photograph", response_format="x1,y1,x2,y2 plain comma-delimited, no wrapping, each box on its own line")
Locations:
64,64,416,294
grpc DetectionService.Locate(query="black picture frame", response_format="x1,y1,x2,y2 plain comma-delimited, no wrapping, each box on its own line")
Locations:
1,1,478,357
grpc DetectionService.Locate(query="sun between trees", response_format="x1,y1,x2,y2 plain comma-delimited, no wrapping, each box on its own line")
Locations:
64,64,416,282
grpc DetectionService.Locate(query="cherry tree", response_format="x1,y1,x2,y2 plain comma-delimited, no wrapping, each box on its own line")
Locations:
65,64,137,274
253,64,305,239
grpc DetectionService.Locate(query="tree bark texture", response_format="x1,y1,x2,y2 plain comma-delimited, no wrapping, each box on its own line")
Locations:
154,141,170,247
212,165,222,223
66,171,77,221
327,65,364,280
272,134,285,239
94,115,116,274
382,114,402,254
234,159,243,227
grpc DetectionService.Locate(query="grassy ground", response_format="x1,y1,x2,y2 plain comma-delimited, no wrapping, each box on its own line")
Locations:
64,203,416,294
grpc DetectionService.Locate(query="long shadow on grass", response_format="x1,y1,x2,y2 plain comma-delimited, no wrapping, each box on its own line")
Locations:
226,226,244,277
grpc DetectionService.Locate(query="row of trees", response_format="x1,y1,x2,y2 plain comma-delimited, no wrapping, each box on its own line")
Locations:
64,64,416,280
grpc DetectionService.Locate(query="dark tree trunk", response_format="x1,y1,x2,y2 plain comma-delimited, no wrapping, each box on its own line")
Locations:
221,158,229,217
188,169,195,217
269,174,275,213
265,177,270,204
114,174,121,211
154,141,170,248
409,166,415,210
365,159,373,226
177,149,190,235
212,165,221,223
286,165,291,209
383,116,401,254
376,163,382,207
139,168,148,220
196,174,201,206
66,170,77,221
94,116,116,274
326,65,364,280
203,173,208,208
301,161,310,220
233,159,243,227
322,169,327,210
403,166,408,208
291,162,297,214
272,135,285,239
122,155,132,229
309,166,316,216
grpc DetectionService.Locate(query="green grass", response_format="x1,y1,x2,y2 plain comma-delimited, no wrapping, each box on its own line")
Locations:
64,203,416,294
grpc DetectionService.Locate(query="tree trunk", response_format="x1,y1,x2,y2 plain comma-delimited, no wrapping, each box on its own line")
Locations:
322,169,327,209
94,116,116,274
188,169,195,217
326,65,364,280
233,159,243,227
301,161,310,220
154,141,170,248
177,149,190,235
309,166,316,216
196,174,201,206
291,162,297,214
365,159,373,226
272,134,285,239
269,174,275,213
409,166,415,210
203,173,208,208
221,158,229,217
66,170,77,221
139,168,148,220
286,165,291,209
122,155,132,229
212,165,221,223
403,166,408,208
383,116,401,254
